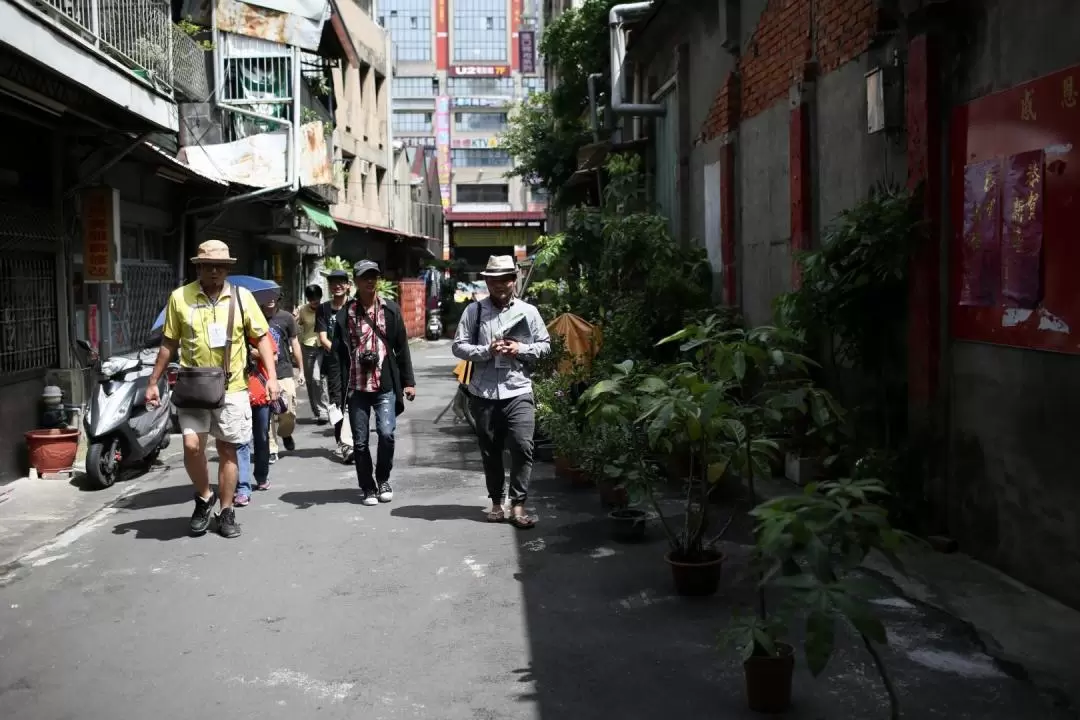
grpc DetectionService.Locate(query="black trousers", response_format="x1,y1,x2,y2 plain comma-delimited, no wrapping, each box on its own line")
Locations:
470,393,535,506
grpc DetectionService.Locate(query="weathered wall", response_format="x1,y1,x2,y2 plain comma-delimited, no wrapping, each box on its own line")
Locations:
944,0,1080,608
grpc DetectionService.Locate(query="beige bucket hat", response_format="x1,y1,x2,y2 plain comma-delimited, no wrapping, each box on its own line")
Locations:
191,239,238,265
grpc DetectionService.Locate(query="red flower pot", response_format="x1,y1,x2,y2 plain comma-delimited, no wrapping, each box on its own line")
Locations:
25,428,80,474
554,455,592,487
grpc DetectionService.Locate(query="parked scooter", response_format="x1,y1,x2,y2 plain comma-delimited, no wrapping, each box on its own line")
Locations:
426,312,443,340
78,339,173,489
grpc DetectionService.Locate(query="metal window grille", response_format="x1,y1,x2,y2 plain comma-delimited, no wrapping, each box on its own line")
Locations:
450,148,511,167
447,77,514,96
456,184,509,203
453,0,508,63
110,261,175,355
379,0,432,62
453,111,508,132
219,31,293,140
392,76,437,98
0,252,58,375
393,111,433,133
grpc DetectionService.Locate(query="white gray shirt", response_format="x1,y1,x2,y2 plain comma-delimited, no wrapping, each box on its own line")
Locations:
452,297,551,400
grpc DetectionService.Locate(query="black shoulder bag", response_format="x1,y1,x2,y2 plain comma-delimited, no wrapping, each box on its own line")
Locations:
172,291,237,410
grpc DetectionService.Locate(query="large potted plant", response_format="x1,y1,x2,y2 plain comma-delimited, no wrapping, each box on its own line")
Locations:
536,372,591,486
720,612,795,713
745,476,916,718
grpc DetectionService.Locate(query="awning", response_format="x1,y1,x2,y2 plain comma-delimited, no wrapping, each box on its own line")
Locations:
299,201,338,231
445,210,546,224
334,215,437,244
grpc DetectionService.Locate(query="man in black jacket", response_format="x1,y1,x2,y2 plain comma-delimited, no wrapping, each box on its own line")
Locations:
330,260,416,505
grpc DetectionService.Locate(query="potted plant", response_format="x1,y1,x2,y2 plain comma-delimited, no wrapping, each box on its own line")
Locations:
750,477,917,719
777,385,846,486
536,373,591,486
720,613,795,713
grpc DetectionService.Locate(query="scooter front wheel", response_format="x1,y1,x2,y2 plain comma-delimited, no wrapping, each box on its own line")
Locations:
85,439,120,489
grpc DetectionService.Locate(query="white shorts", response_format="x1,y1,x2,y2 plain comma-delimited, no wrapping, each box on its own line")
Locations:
177,391,252,445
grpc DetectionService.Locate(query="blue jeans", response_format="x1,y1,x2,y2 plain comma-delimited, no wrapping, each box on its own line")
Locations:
348,390,396,492
237,405,272,497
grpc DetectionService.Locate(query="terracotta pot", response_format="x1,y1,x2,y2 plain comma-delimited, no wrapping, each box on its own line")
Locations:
598,480,629,508
25,428,80,474
665,550,724,597
554,455,592,487
744,643,795,713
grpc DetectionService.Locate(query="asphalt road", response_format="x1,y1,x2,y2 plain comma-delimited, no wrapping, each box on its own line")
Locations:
0,343,1071,720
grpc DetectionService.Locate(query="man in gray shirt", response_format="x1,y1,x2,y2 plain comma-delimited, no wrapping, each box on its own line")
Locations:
452,255,551,528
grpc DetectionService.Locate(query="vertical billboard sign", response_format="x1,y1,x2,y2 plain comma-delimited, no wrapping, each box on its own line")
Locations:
519,31,535,74
436,0,448,70
435,95,452,209
81,186,121,284
511,0,522,71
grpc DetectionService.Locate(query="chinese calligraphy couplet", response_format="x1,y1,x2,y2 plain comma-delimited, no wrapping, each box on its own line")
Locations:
959,159,1001,307
1001,150,1045,308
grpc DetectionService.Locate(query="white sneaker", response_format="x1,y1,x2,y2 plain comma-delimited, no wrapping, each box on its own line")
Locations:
361,492,379,506
377,482,394,503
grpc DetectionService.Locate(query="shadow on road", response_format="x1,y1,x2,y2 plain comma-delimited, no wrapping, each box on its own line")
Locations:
390,504,490,523
112,517,191,541
278,488,365,509
112,483,194,511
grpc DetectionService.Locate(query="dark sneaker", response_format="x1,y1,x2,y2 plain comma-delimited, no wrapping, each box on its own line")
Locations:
190,491,217,535
377,481,394,503
217,507,241,538
283,436,296,452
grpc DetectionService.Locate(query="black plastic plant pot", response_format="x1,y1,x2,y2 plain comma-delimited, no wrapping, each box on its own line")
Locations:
608,508,647,543
664,550,724,597
743,643,795,713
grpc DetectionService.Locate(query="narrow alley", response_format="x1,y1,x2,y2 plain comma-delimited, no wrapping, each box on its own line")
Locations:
0,343,1068,720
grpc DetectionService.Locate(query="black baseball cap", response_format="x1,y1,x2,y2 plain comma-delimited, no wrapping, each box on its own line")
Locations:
353,260,381,278
326,269,349,281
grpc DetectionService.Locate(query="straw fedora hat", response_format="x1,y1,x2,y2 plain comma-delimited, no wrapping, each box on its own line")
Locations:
191,239,238,265
479,255,517,277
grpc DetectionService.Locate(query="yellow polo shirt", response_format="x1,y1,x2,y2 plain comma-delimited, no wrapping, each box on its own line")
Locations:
297,304,320,347
163,281,269,393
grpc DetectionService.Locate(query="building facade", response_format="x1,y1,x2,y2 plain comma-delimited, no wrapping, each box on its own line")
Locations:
379,0,547,273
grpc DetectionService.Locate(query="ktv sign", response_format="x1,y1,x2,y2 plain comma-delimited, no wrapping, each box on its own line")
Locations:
449,65,510,77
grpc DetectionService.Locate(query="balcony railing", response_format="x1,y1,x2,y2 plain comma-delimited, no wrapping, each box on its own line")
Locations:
24,0,208,99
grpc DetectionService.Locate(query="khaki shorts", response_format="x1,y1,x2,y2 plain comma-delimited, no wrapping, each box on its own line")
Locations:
177,390,252,445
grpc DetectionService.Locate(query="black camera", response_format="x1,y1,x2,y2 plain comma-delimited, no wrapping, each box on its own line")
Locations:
358,350,379,370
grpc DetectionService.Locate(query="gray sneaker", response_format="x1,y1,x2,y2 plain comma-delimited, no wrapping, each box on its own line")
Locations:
361,492,378,506
377,481,394,503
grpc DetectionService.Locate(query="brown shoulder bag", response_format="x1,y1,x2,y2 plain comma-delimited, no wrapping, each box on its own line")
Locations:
171,289,237,410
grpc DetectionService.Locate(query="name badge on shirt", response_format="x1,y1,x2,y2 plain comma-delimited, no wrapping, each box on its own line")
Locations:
208,323,228,349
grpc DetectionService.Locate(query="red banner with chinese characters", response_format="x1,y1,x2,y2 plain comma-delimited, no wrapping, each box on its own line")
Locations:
436,0,448,70
1000,150,1045,309
958,159,1001,307
81,186,119,284
511,0,522,71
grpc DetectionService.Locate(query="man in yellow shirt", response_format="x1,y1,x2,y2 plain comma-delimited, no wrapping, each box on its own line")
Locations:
146,240,278,539
296,284,328,424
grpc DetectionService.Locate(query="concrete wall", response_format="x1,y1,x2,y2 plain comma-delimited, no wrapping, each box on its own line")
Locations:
943,0,1080,608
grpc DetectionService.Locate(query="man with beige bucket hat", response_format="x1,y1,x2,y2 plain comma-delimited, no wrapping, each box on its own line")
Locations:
146,240,279,539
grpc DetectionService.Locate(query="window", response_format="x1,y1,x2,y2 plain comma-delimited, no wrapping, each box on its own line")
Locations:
454,112,508,132
448,77,514,97
378,0,431,62
457,184,510,203
453,0,507,63
529,186,550,204
392,77,437,98
522,76,546,96
451,148,511,168
393,111,433,133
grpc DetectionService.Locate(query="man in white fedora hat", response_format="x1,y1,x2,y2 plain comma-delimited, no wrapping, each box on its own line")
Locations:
452,254,550,528
146,239,278,539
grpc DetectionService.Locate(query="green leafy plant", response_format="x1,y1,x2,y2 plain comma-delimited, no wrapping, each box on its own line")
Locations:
178,16,214,50
376,278,398,300
719,612,789,661
322,256,350,274
751,477,920,719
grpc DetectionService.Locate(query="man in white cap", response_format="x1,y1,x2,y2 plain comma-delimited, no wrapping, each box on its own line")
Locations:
146,240,278,539
452,255,550,528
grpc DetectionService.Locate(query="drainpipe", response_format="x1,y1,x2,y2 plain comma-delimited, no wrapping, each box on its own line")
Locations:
609,1,665,117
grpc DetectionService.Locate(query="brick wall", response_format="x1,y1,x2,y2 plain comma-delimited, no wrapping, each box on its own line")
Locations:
397,279,426,339
699,0,879,142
